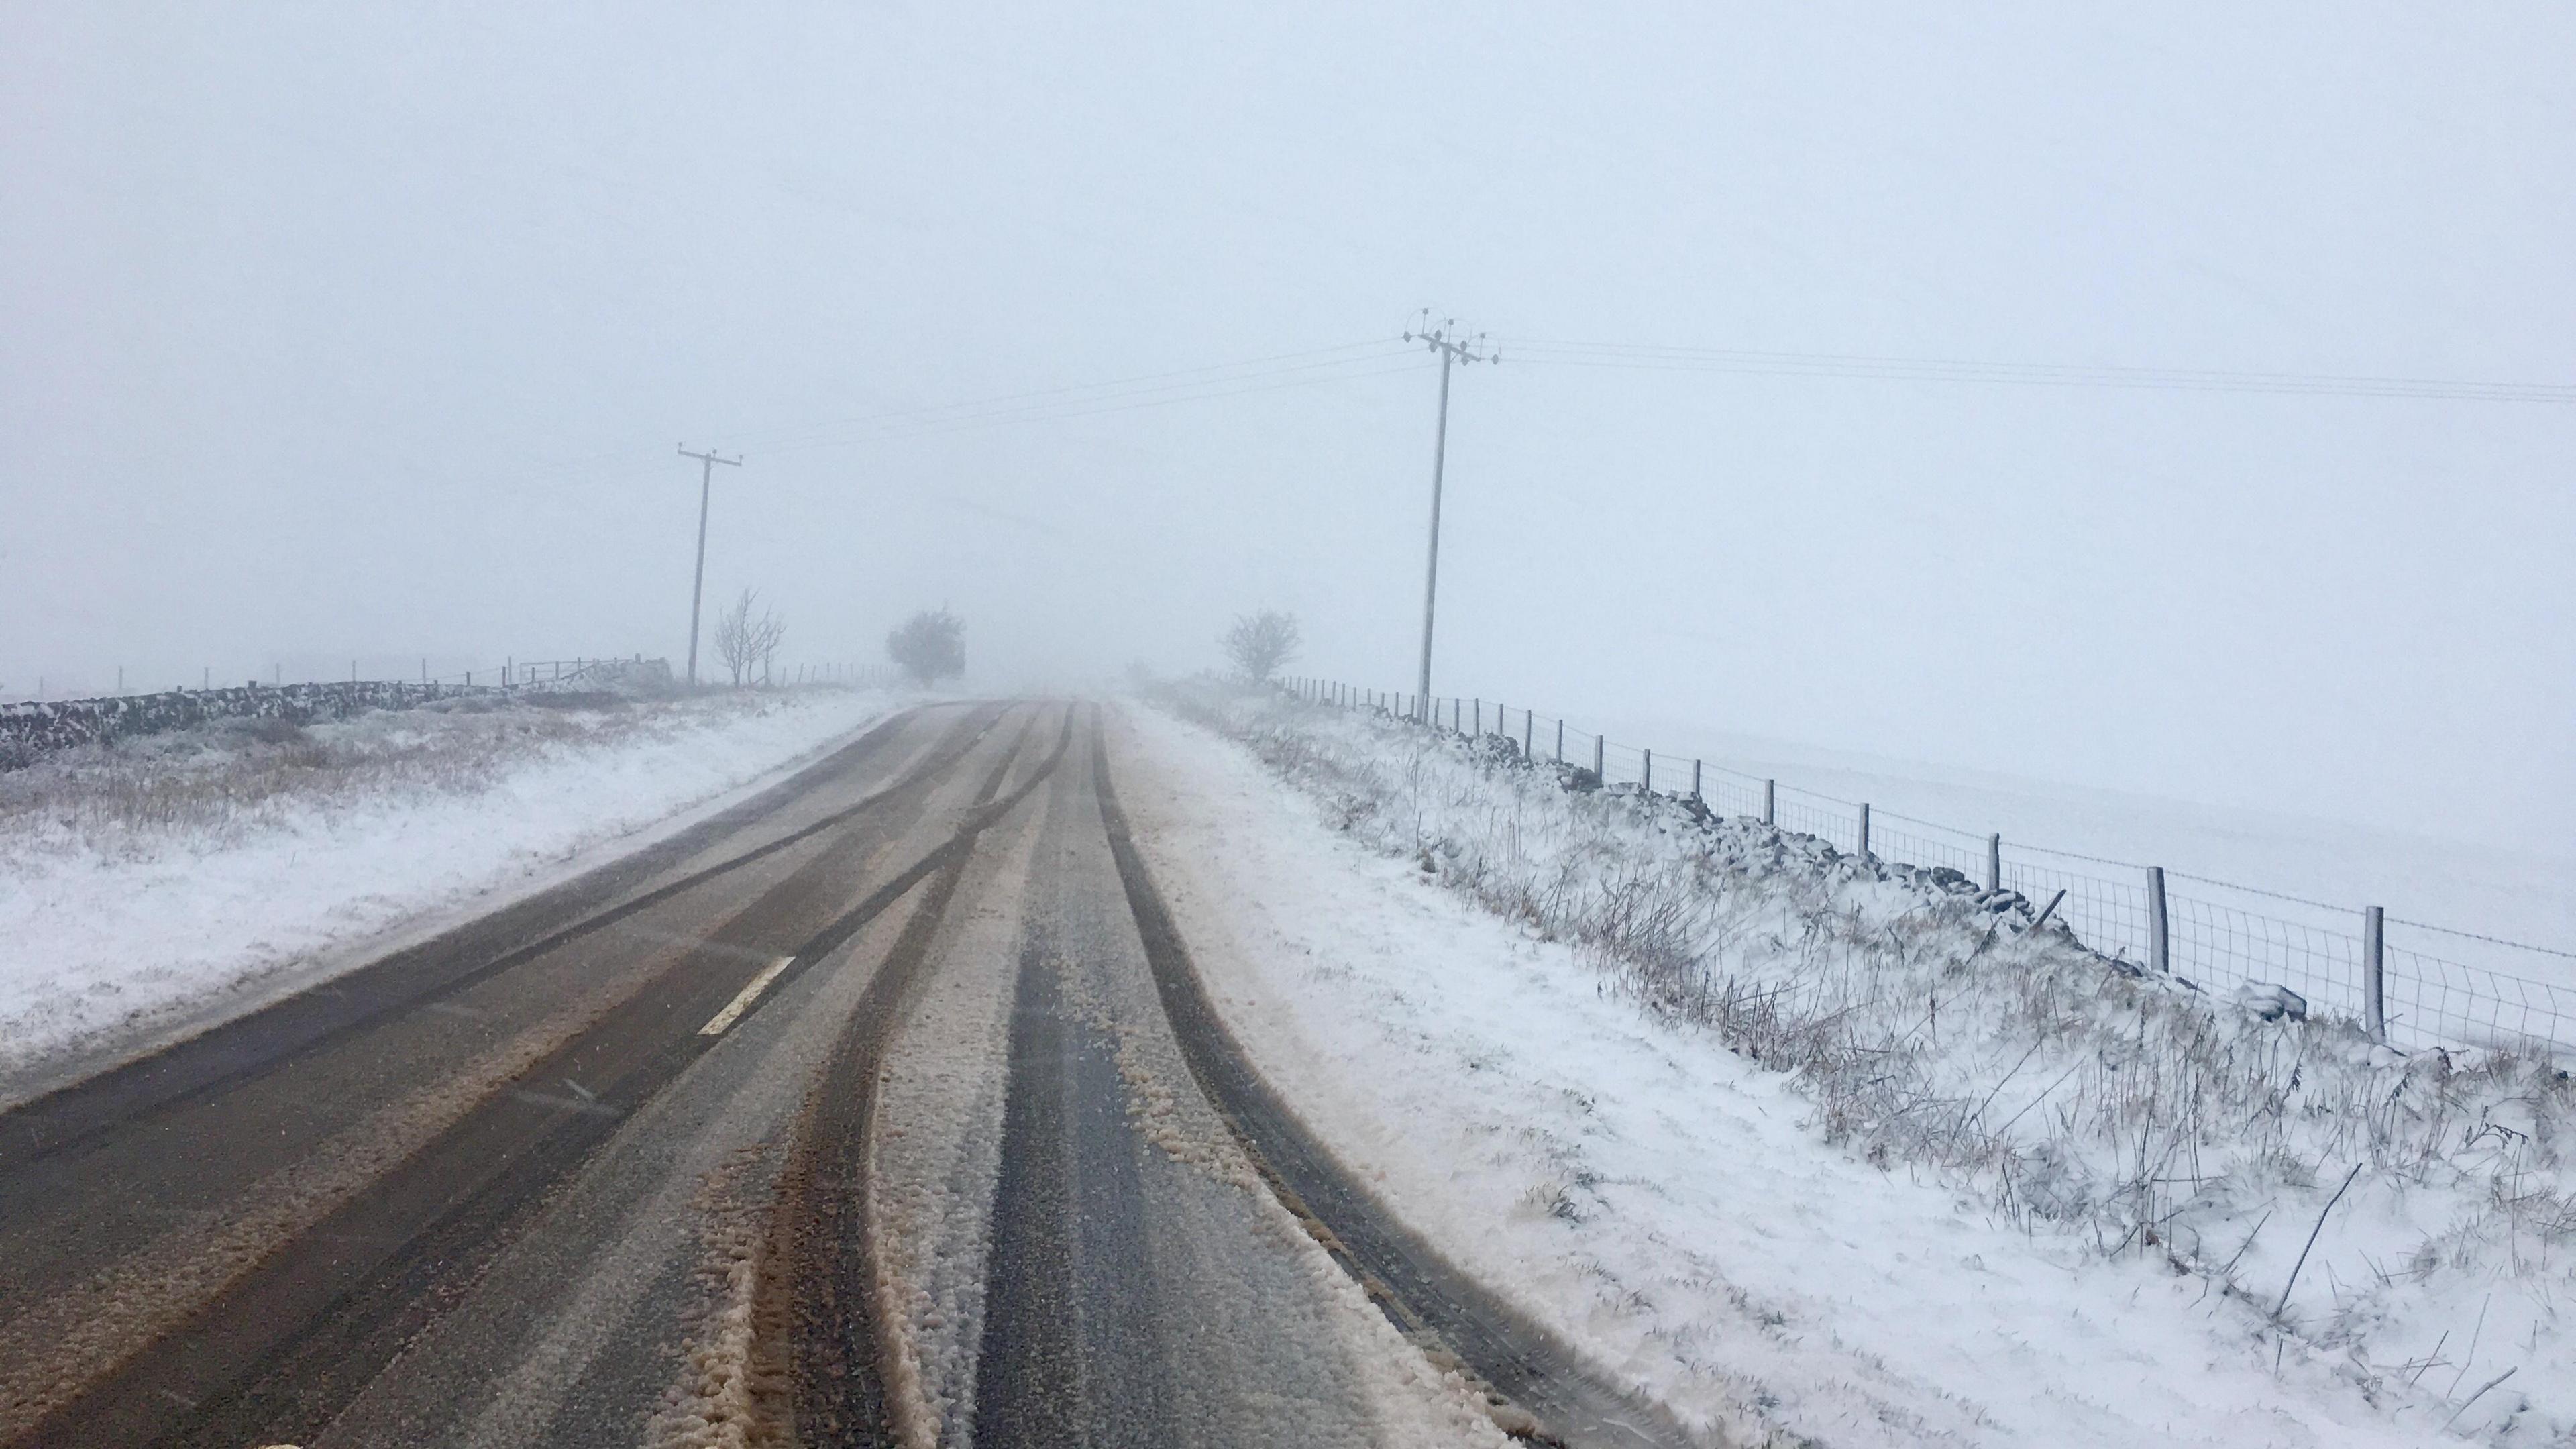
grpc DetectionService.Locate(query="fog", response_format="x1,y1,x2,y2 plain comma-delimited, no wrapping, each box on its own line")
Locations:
4,3,2570,854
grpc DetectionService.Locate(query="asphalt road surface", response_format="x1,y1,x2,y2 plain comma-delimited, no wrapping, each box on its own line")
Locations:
0,700,1686,1448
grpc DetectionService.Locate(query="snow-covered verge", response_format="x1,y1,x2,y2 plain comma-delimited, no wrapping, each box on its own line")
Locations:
0,687,906,1093
1118,684,2575,1447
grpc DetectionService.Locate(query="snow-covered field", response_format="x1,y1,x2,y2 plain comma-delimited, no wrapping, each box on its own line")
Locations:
1118,686,2573,1447
1580,714,2576,962
0,687,904,1099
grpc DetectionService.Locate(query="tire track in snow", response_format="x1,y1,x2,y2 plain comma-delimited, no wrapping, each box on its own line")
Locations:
1093,706,1699,1449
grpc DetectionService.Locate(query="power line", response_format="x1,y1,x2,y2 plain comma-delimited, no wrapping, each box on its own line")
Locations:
1495,337,2576,404
710,339,1411,452
449,340,1427,502
747,350,1433,457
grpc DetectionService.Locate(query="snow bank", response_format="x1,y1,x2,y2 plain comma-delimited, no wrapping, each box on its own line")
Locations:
1118,685,2574,1446
0,688,904,1091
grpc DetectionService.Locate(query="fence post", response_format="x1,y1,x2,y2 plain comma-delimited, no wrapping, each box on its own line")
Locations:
1692,758,1702,803
1593,734,1604,780
1986,833,2002,893
1643,748,1653,792
1475,698,1483,735
2147,866,2170,973
2363,906,2386,1042
1554,719,1564,763
1762,779,1775,826
1858,802,1870,857
1523,710,1532,759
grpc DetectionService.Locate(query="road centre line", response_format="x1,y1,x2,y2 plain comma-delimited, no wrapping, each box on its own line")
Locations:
699,956,798,1036
610,922,801,967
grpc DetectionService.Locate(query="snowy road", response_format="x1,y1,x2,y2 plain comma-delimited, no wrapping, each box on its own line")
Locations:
0,701,1635,1448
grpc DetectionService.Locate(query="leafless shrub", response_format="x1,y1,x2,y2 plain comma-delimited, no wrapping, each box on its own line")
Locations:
885,608,965,686
714,589,788,688
1220,609,1301,683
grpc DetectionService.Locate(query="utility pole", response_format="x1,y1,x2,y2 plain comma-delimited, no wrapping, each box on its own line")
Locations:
677,443,743,688
1405,311,1495,712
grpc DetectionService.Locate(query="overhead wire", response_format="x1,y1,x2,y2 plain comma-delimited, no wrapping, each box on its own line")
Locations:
711,339,1417,453
752,352,1436,456
490,326,2572,497
1494,337,2576,404
473,338,1428,488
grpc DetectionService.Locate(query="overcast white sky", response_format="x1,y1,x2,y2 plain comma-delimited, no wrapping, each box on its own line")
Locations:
3,3,2570,853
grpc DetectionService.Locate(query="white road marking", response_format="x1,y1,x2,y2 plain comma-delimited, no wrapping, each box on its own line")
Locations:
699,955,797,1036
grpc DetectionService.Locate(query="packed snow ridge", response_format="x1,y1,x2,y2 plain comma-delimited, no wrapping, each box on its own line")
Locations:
0,686,905,1096
1130,683,2573,1446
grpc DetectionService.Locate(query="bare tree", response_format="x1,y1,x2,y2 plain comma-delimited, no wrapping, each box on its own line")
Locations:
754,609,785,685
886,608,965,686
1221,609,1300,683
713,589,786,688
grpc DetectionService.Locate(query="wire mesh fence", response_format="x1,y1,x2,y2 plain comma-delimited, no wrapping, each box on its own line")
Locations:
1868,811,1986,880
1771,792,1856,854
2381,935,2574,1053
1282,675,2576,1059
